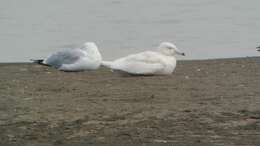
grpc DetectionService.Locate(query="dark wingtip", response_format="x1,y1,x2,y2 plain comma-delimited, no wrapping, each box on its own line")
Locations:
31,59,44,64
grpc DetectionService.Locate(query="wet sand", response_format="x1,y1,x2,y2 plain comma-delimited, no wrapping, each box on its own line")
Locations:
0,57,260,146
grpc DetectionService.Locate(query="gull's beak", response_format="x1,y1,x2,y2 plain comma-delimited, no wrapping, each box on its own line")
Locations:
176,51,185,56
175,47,185,56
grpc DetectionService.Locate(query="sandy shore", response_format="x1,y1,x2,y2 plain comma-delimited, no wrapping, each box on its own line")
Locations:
0,57,260,146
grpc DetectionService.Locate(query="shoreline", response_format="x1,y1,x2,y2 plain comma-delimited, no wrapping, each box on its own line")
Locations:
1,56,260,64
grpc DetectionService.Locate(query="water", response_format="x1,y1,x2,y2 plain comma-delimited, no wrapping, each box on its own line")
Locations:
1,0,260,62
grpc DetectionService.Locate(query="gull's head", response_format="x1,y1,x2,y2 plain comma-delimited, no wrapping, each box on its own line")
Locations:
81,42,102,59
81,42,98,51
158,42,185,56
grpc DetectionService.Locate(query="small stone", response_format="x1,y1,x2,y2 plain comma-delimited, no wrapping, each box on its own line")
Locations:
183,109,192,113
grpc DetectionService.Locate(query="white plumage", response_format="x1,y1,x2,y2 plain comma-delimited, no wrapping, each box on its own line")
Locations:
102,42,185,75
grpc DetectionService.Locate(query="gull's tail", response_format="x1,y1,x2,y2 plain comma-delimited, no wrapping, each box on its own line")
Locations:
101,61,113,68
30,59,50,66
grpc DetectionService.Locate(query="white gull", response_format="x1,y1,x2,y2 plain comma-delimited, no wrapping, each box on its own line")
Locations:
102,42,185,75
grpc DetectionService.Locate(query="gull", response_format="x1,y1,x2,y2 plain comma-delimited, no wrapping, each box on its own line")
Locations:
102,42,185,75
257,45,260,51
32,42,102,71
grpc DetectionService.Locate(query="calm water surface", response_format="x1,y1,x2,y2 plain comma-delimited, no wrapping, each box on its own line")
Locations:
1,0,260,62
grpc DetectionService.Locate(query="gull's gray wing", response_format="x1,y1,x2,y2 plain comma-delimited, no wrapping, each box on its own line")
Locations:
44,48,85,68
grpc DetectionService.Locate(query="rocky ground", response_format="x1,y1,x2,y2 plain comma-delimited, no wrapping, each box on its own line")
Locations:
0,57,260,146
